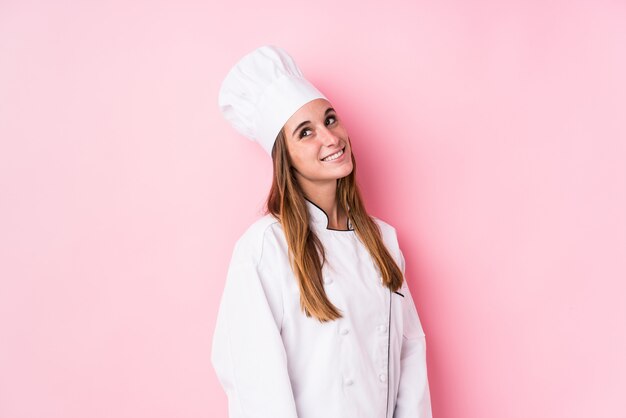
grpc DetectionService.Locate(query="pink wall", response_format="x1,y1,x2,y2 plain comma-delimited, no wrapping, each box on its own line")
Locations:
1,1,625,417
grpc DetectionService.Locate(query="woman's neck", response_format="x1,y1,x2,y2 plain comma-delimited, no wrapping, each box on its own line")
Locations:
302,181,347,230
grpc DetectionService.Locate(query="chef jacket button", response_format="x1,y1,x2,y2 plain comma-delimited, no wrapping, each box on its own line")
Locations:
340,328,349,335
344,378,354,386
379,374,387,383
377,324,387,333
323,276,333,285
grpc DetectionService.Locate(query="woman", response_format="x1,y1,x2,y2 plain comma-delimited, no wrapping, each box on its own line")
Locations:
212,45,432,418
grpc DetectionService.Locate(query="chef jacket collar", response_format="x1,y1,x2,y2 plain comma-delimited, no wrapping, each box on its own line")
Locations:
304,197,354,232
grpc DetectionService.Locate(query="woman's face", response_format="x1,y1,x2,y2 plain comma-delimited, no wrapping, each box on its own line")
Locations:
283,98,353,189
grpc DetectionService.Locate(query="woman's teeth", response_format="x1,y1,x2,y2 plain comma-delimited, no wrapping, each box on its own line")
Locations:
322,149,344,162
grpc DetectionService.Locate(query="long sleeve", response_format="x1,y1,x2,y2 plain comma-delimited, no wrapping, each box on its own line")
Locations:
211,237,298,418
393,249,433,418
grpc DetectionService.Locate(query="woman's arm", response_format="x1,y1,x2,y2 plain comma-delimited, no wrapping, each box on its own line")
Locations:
394,248,433,418
211,237,298,418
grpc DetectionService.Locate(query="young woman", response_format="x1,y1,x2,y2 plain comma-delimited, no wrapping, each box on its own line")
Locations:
212,45,432,418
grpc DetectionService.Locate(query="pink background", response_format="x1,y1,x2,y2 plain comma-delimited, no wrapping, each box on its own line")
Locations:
1,1,625,417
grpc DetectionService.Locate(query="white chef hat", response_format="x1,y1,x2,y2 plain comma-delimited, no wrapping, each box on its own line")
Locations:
218,45,328,155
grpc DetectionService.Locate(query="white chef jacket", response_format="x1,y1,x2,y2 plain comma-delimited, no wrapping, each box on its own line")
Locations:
211,198,432,418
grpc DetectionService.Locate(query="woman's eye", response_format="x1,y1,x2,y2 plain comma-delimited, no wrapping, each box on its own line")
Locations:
299,116,337,138
299,128,312,138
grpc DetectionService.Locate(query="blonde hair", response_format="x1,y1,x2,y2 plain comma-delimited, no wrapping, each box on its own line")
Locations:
265,128,404,322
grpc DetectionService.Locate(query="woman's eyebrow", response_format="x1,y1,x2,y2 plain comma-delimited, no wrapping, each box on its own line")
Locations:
291,107,336,137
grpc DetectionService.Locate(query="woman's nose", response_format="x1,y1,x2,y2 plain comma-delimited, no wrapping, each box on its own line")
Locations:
319,126,340,146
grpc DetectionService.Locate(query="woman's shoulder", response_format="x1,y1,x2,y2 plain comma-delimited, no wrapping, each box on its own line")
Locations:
240,213,280,238
232,214,283,264
371,215,401,255
371,215,398,238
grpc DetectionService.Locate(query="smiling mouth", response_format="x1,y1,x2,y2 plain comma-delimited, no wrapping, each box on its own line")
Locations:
321,146,346,162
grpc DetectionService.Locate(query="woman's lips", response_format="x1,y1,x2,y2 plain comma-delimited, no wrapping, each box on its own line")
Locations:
321,146,346,162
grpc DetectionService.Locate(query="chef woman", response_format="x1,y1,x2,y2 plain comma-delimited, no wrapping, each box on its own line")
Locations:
212,45,432,418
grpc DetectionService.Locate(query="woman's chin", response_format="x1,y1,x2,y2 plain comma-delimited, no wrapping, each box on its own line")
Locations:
331,162,354,180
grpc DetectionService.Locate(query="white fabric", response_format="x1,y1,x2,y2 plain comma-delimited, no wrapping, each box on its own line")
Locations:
218,45,328,155
211,199,432,418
